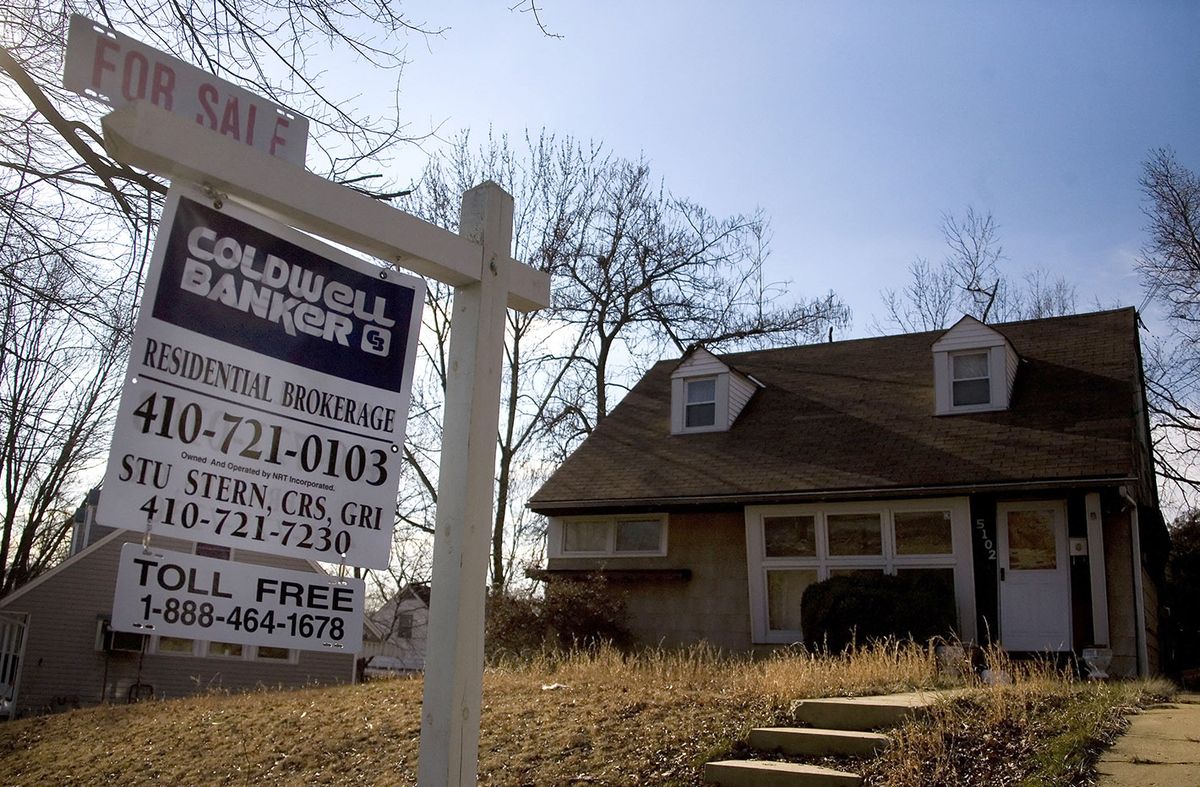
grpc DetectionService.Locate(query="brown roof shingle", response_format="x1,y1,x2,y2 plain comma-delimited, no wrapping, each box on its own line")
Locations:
529,308,1146,511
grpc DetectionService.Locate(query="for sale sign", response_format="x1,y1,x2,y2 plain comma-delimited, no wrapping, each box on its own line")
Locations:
112,544,364,652
98,185,424,568
64,14,308,166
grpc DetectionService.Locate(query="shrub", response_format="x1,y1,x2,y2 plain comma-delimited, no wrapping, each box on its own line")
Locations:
485,574,630,660
800,572,957,652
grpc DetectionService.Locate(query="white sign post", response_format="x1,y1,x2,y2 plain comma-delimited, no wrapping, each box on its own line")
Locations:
100,101,549,787
417,185,512,786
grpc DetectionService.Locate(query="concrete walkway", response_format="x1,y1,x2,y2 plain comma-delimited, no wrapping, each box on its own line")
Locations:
1097,693,1200,787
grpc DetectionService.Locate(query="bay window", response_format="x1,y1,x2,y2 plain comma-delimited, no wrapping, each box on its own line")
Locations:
745,499,975,644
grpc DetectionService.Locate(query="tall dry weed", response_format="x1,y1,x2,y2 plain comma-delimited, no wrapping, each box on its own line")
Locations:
489,638,944,704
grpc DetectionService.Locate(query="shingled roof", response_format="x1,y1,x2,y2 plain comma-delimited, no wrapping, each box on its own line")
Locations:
529,308,1148,513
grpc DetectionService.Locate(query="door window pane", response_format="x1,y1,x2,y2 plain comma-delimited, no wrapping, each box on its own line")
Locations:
827,513,882,555
562,520,608,553
764,515,816,557
767,569,817,632
894,511,953,554
615,519,661,552
1007,510,1057,570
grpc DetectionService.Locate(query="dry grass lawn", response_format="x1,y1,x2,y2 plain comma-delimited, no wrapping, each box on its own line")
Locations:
0,644,1170,786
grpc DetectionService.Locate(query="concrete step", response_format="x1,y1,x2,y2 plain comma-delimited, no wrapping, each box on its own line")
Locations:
703,760,862,787
789,691,937,731
748,727,890,757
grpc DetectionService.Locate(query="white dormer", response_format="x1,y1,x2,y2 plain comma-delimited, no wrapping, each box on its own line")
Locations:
932,316,1019,415
670,347,762,434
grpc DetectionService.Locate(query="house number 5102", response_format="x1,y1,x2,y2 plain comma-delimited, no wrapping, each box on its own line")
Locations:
975,518,996,561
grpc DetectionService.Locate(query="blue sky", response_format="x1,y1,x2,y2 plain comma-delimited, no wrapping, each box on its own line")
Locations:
370,2,1200,339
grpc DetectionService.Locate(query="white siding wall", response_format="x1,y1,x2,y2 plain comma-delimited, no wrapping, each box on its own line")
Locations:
1005,342,1020,399
366,593,429,671
673,349,727,377
728,372,757,424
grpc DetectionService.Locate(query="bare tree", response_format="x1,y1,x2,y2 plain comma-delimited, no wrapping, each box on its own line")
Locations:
880,258,958,333
1138,147,1200,508
879,206,1076,332
0,208,135,595
0,4,545,597
398,130,850,591
546,158,849,438
399,130,602,591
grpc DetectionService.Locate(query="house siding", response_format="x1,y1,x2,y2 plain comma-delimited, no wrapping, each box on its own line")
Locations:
1005,343,1019,399
366,592,429,670
1,532,353,716
728,373,756,424
673,350,726,378
1143,563,1160,674
547,511,751,650
1103,509,1138,678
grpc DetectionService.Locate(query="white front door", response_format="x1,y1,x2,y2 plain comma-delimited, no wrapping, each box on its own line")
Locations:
998,501,1071,651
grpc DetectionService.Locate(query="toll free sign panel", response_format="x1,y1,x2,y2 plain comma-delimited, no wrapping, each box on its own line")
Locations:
98,185,424,568
112,544,364,652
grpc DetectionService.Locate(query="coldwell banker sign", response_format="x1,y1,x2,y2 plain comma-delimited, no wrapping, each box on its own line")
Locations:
99,185,424,569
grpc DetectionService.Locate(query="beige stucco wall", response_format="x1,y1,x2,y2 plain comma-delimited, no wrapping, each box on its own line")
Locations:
0,532,354,716
549,511,752,651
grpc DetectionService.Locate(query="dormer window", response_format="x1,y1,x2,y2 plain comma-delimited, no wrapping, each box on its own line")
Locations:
932,316,1019,415
685,377,717,428
951,352,991,406
670,347,763,434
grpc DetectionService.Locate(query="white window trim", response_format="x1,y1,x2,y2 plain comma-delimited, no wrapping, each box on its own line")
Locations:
549,514,669,558
671,375,729,434
744,498,976,645
935,346,1009,415
149,635,299,663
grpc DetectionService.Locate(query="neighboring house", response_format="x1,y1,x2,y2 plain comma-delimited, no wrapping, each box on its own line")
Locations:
0,492,358,717
528,309,1168,677
363,582,430,673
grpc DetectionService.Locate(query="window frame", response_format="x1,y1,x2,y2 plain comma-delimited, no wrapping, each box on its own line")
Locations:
950,351,992,408
671,374,729,434
934,344,1013,415
550,514,669,558
149,634,300,663
684,376,718,429
393,611,414,640
744,498,975,644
